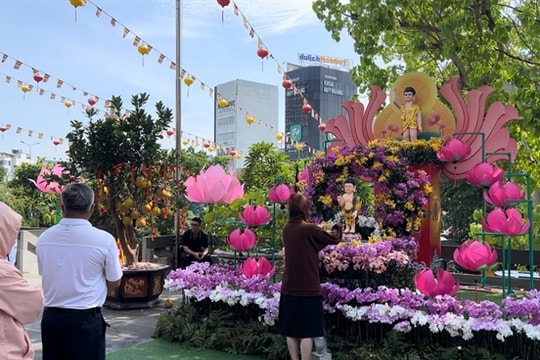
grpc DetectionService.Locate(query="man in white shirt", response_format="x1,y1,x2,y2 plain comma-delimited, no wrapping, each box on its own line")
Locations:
37,183,123,360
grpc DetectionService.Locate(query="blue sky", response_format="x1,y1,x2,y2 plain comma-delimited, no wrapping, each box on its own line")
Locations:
0,0,358,161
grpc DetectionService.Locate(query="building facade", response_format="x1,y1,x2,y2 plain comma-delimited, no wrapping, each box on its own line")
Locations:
284,64,357,159
0,149,29,180
214,79,279,171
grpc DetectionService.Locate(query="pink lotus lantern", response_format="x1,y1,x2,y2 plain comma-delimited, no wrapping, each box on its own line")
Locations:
484,181,525,208
240,256,275,279
482,208,530,236
414,268,460,297
453,240,498,272
268,183,292,203
239,205,271,227
465,162,505,188
185,165,244,204
28,164,65,194
228,228,256,252
436,138,471,163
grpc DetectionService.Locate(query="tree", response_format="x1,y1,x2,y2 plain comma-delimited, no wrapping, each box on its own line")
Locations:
66,93,181,266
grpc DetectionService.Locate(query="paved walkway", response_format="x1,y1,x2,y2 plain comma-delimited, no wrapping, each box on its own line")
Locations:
18,230,182,360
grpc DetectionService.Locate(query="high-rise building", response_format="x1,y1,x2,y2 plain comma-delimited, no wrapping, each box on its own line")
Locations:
215,79,279,171
284,64,357,159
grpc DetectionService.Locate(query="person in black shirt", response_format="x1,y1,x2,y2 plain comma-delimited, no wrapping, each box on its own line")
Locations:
179,217,211,268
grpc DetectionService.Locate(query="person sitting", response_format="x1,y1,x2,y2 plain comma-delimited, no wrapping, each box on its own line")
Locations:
178,217,211,269
336,178,361,233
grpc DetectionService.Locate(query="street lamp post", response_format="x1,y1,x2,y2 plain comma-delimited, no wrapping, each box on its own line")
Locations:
20,140,39,163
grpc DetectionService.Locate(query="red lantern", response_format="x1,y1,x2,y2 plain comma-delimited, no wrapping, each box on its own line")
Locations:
203,142,210,149
53,139,61,146
33,73,43,90
282,79,292,89
166,129,174,137
318,123,326,132
229,150,237,157
302,102,312,114
0,125,9,140
88,97,97,106
256,47,269,71
216,0,230,22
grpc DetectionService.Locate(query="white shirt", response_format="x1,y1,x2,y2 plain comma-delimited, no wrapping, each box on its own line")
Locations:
37,218,123,309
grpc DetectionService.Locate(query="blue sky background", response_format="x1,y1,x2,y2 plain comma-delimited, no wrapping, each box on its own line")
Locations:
0,0,359,161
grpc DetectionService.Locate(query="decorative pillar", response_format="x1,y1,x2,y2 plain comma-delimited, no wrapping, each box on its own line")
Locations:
410,164,442,266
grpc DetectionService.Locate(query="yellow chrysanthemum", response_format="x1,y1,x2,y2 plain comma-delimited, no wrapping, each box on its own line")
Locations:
423,184,433,194
350,239,362,247
377,175,387,183
318,194,333,208
405,201,415,211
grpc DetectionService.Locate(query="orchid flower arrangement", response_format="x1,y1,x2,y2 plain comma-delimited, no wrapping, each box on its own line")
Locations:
164,261,540,343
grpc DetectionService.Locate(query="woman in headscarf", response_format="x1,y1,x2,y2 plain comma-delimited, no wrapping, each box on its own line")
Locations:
0,202,44,359
277,193,342,360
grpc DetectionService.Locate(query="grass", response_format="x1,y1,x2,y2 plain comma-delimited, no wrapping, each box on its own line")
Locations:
107,338,264,360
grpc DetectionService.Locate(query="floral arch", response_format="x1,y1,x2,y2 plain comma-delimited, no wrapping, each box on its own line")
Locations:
303,138,443,239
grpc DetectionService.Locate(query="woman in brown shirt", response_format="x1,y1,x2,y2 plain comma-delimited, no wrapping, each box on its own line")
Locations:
277,193,342,360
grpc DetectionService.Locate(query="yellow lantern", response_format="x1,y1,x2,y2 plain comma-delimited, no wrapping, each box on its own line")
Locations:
21,85,30,93
182,139,189,145
276,133,284,141
184,76,195,96
295,143,303,151
64,101,73,109
246,115,255,125
69,0,86,22
137,44,150,55
218,98,228,108
208,146,214,152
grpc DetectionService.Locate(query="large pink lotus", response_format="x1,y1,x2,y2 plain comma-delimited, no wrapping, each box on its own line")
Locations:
268,183,292,203
484,181,525,208
465,162,505,188
436,138,471,163
482,208,530,236
239,205,271,227
28,164,65,194
414,268,459,297
240,256,275,279
228,228,256,252
185,165,244,204
453,240,498,272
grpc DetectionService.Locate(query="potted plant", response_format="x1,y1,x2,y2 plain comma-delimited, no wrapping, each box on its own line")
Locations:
65,93,184,308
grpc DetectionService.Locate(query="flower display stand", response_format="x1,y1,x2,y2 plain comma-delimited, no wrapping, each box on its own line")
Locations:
104,264,171,310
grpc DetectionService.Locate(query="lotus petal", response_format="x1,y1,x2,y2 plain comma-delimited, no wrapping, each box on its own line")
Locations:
239,205,271,227
228,228,256,252
453,240,498,272
436,138,471,163
465,162,505,188
484,181,525,208
268,183,292,203
414,268,459,297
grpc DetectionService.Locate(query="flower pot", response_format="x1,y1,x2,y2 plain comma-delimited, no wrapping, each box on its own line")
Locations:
104,263,171,310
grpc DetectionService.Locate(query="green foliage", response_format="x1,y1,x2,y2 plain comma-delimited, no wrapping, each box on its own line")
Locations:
239,142,295,192
441,177,483,242
0,166,6,183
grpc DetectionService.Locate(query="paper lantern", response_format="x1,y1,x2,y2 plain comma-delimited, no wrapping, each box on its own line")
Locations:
0,125,9,140
33,73,43,84
246,115,255,125
218,98,228,108
64,101,73,109
318,123,327,132
302,102,312,114
282,79,292,89
69,0,86,22
21,85,30,93
203,142,210,149
166,129,174,137
184,76,195,96
53,139,61,146
295,143,303,151
208,146,214,152
229,150,237,157
137,45,150,66
182,139,189,145
88,97,97,106
216,0,230,22
256,47,269,71
276,133,284,141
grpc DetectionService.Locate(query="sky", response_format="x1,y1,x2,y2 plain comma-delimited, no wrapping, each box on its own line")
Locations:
0,0,359,162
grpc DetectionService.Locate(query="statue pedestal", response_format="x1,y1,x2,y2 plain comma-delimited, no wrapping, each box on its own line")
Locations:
410,164,442,266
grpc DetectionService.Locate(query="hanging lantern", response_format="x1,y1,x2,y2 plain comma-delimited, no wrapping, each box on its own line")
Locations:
208,146,214,152
21,85,31,93
53,139,61,146
182,139,189,146
203,142,210,149
0,125,9,140
218,98,228,108
64,100,73,109
256,47,269,71
166,129,174,137
235,154,242,160
276,133,284,141
229,150,237,157
318,123,327,132
246,114,255,125
184,76,195,96
302,100,312,114
295,143,303,151
33,73,43,91
282,79,292,89
216,0,230,22
137,44,150,66
87,97,97,106
69,0,86,22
